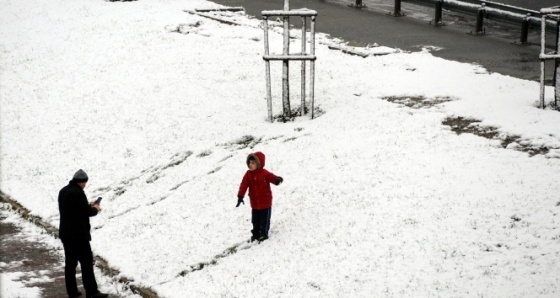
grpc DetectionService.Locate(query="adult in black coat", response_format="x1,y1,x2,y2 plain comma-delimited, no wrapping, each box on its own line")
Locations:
58,169,108,298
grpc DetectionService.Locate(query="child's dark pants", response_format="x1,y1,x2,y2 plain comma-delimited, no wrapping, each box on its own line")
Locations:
251,207,271,240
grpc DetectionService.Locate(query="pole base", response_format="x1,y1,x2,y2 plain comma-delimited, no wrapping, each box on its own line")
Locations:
429,20,446,27
467,29,485,36
511,41,531,46
348,4,366,9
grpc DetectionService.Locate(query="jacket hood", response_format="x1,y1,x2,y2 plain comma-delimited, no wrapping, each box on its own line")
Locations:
246,151,265,169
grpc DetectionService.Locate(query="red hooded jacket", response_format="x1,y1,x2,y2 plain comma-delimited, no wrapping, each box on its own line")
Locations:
238,152,279,210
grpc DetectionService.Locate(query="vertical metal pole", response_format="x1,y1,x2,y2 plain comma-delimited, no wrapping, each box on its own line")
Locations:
434,0,443,26
263,17,273,122
301,17,307,116
282,0,291,119
310,16,316,119
540,15,546,109
519,14,529,44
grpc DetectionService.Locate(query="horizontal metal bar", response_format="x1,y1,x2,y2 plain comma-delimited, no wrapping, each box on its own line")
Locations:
263,54,317,61
482,0,538,15
540,53,560,60
540,6,560,15
262,10,318,17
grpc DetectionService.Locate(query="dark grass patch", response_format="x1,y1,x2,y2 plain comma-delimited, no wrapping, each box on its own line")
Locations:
218,154,233,163
283,137,298,143
382,95,455,109
197,150,212,158
273,106,325,123
207,166,222,175
442,116,552,157
161,151,193,170
225,135,263,150
177,239,256,278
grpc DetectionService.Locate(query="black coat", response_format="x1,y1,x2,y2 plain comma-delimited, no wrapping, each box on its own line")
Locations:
58,180,98,241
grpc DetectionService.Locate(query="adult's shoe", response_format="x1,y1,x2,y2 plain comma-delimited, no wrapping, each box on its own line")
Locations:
87,292,109,298
69,291,82,298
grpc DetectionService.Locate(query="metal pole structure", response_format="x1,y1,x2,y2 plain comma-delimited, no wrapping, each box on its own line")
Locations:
263,17,273,122
282,0,291,119
540,14,546,109
310,16,316,119
301,17,307,116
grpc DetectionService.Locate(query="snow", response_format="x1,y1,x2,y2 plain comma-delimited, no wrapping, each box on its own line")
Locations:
0,272,41,298
1,0,559,297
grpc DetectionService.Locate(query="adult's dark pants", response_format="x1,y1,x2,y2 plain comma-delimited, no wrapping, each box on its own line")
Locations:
251,207,272,239
62,239,98,296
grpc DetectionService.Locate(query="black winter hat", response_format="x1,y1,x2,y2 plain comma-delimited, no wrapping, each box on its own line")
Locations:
73,169,89,183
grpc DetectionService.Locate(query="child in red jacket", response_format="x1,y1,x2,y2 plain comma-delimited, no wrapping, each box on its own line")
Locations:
237,151,283,242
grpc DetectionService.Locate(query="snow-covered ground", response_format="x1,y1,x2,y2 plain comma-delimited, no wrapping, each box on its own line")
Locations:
1,0,559,297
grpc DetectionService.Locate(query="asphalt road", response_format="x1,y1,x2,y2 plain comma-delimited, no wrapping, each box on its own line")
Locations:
211,0,558,82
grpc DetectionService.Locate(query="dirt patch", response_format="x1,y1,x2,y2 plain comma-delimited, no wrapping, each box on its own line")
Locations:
0,212,72,298
442,116,552,157
381,96,556,157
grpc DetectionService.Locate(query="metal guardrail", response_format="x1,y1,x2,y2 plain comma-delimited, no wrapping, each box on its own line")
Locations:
350,0,559,38
402,0,558,32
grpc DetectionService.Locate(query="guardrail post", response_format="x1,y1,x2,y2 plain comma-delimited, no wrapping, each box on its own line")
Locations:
434,0,443,26
348,0,365,9
474,4,485,34
391,0,404,17
519,14,530,44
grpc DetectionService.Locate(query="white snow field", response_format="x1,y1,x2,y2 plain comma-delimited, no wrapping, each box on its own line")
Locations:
1,0,559,297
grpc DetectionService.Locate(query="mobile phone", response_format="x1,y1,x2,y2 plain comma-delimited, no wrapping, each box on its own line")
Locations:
95,197,102,204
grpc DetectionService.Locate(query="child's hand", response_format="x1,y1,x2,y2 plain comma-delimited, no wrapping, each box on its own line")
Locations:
236,197,244,207
274,177,283,186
